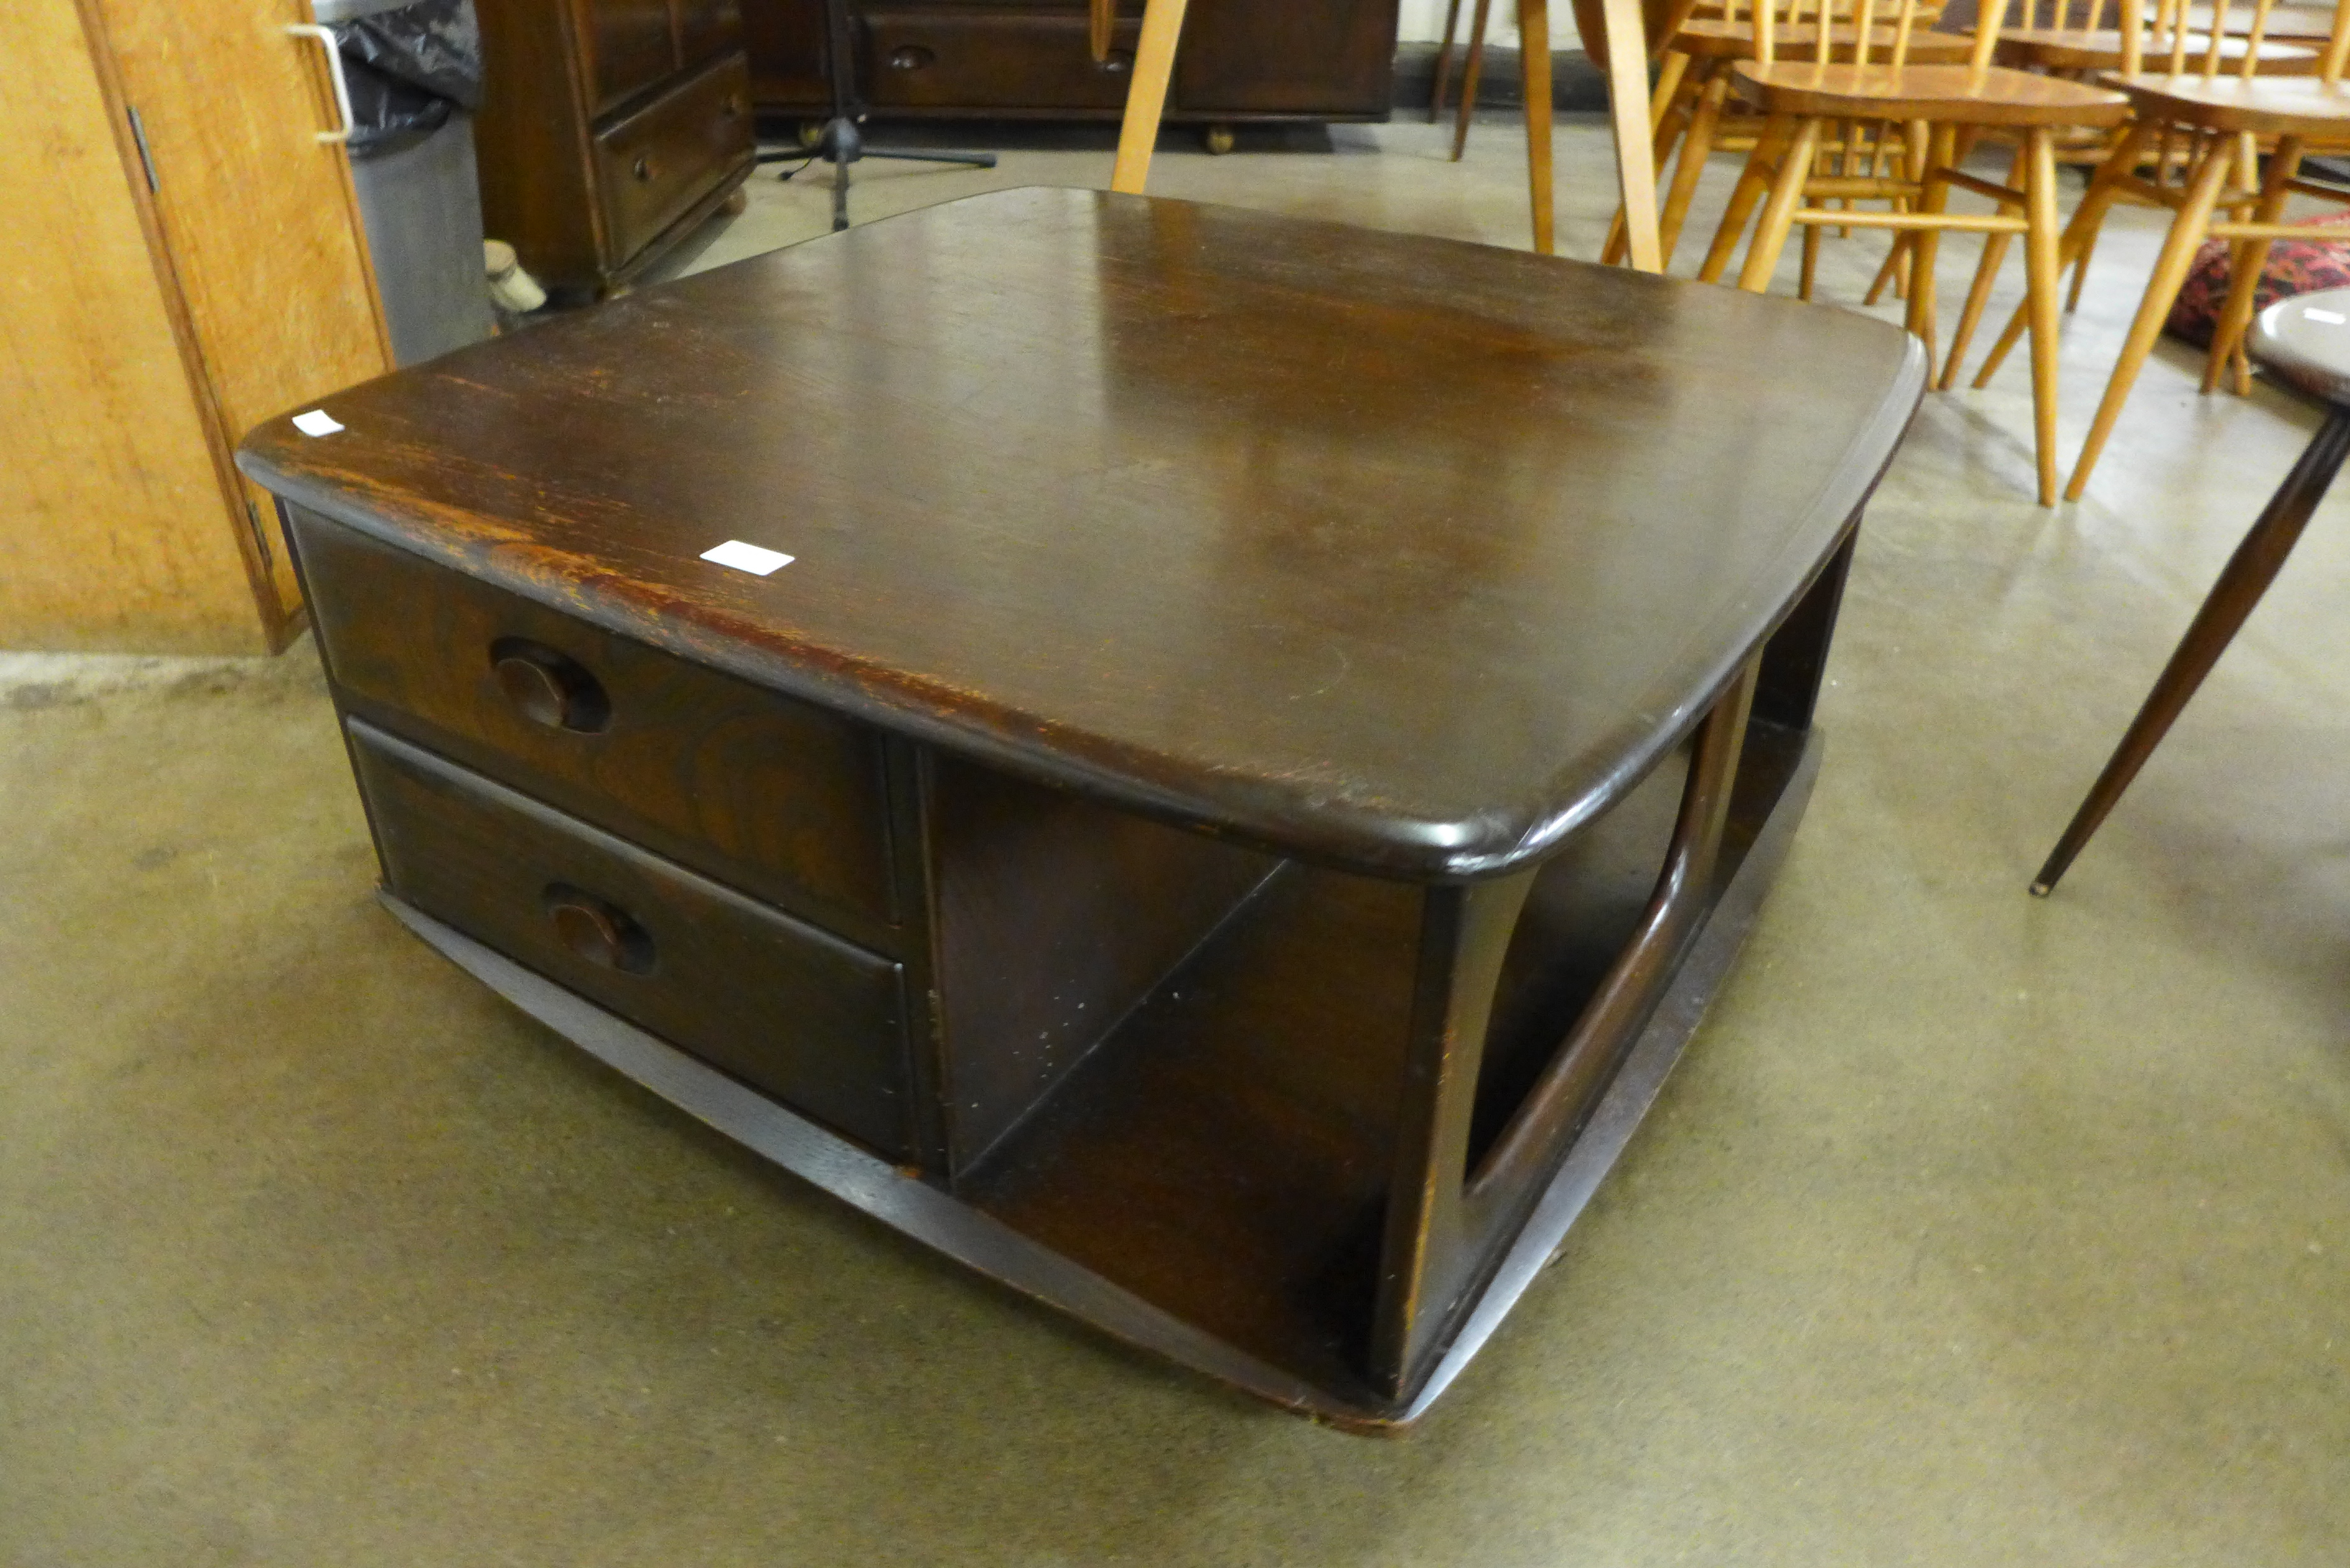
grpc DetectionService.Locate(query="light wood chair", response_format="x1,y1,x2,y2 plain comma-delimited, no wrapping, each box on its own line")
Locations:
1603,0,1977,271
1699,0,2132,502
1942,0,2316,391
1106,0,1674,268
1956,0,2350,500
1932,0,2316,368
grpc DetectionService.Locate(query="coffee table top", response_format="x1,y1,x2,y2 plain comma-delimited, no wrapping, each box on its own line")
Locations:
242,187,1921,880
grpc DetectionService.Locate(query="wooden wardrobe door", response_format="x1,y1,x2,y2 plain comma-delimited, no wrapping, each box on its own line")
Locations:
0,1,266,653
88,0,392,643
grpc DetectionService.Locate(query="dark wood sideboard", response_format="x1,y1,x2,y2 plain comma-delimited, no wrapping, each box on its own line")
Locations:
741,0,1398,132
238,189,1921,1427
475,0,758,299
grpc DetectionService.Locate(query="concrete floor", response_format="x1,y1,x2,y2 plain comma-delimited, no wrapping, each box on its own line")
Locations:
6,116,2349,1565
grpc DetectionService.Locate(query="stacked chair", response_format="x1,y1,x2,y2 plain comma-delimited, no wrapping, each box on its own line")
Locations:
1953,0,2350,500
1604,0,1980,272
1695,0,2132,503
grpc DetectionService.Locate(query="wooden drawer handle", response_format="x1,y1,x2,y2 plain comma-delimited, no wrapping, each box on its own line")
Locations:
492,638,612,732
632,156,653,182
887,45,934,70
543,884,656,973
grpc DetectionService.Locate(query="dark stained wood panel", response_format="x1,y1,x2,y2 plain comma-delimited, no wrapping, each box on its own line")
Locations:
243,189,1922,881
863,9,1143,111
292,505,903,936
1171,0,1395,116
740,0,1395,120
350,720,913,1157
592,52,756,266
927,754,1277,1170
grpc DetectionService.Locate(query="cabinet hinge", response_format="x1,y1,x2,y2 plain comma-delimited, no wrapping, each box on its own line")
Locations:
125,105,159,194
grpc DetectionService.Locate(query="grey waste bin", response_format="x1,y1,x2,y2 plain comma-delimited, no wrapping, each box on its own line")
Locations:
317,0,497,366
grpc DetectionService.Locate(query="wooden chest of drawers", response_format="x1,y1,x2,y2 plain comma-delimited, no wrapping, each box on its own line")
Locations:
475,0,757,299
742,0,1398,125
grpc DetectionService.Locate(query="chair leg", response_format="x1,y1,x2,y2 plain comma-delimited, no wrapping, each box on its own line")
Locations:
2032,409,2350,894
1598,0,1665,271
1650,50,1690,134
1109,0,1189,194
1865,236,1911,307
1606,55,1700,267
2064,218,2099,312
2203,134,2303,395
1432,0,1465,121
1903,123,1956,388
1940,139,2031,392
1450,0,1495,162
1738,117,1823,292
1657,68,1731,268
1974,118,2158,391
2023,126,2064,507
1800,224,1822,300
1700,117,1797,284
1520,0,1555,255
2066,135,2235,503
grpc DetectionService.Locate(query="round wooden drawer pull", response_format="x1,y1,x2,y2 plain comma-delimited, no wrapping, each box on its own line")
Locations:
491,638,612,732
544,884,656,973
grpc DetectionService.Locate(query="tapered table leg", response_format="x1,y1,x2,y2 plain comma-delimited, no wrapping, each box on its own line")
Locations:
2032,409,2350,895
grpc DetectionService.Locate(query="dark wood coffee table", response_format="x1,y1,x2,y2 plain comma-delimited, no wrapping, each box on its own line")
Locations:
240,187,1922,1430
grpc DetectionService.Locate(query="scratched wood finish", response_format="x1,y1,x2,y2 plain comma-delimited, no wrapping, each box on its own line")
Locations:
242,187,1919,882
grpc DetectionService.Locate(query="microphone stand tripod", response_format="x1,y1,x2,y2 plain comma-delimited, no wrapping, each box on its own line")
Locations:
752,0,997,231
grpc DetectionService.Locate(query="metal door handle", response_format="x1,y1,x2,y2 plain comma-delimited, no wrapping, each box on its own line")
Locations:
285,24,355,144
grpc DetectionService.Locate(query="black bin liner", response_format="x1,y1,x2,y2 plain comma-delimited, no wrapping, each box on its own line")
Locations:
328,0,483,156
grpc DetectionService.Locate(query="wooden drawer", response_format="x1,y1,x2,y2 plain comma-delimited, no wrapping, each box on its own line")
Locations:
351,721,912,1157
863,9,1141,110
578,0,679,117
289,507,899,935
592,50,753,266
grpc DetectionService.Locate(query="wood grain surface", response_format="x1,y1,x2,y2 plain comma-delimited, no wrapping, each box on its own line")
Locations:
293,505,906,941
352,720,914,1157
0,0,265,653
97,0,391,627
1734,60,2133,123
243,188,1922,880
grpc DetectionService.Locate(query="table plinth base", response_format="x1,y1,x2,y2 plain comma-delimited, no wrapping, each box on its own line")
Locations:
379,727,1820,1431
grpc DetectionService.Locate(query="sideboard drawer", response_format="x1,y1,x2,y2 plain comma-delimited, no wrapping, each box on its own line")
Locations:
863,10,1141,110
350,721,912,1158
592,50,753,268
290,508,899,932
